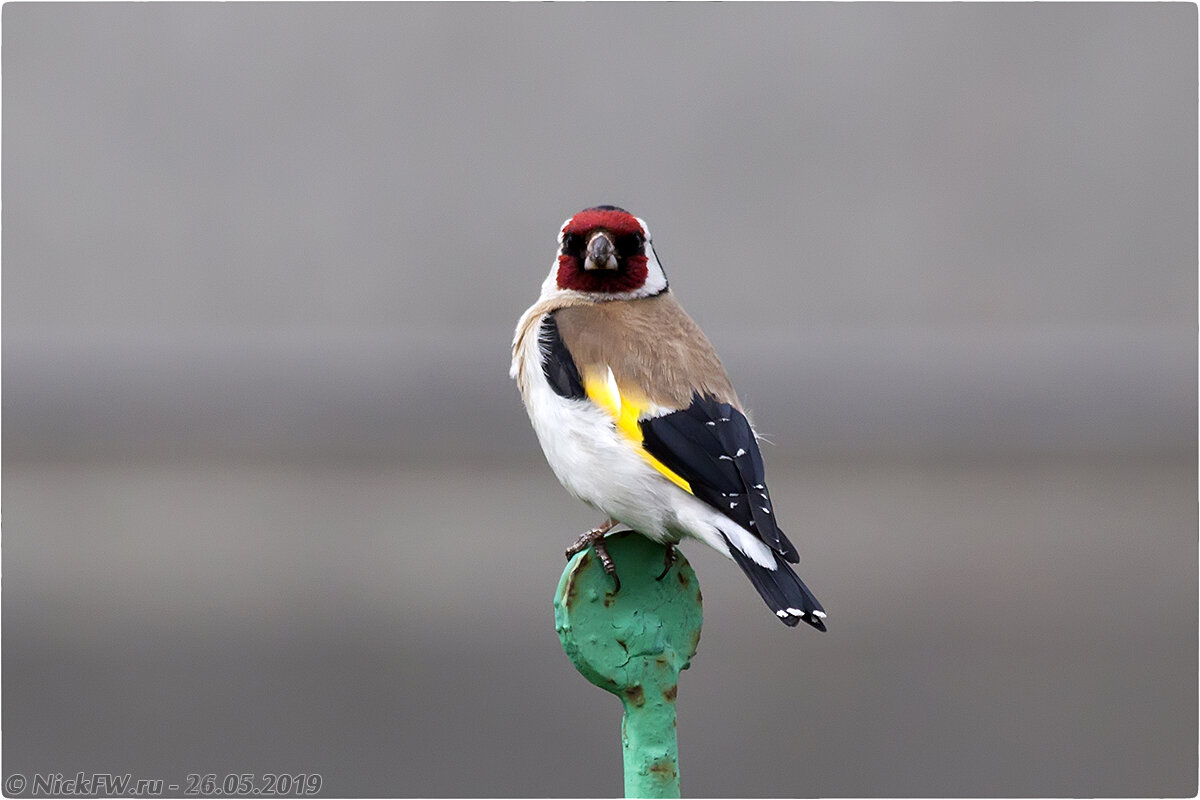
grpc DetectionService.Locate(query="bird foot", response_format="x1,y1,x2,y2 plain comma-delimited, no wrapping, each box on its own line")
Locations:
655,544,678,581
566,519,621,592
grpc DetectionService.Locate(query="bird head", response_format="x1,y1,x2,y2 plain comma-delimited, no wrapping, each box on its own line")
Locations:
549,206,669,299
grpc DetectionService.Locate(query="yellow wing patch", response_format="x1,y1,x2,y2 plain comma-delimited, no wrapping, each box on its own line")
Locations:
582,367,693,494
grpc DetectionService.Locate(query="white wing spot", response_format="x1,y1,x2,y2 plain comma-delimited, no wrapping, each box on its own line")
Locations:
811,610,827,619
718,455,733,461
786,608,804,616
775,610,789,618
735,448,746,457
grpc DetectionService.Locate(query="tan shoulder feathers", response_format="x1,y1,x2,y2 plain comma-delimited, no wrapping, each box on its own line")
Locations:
552,293,739,411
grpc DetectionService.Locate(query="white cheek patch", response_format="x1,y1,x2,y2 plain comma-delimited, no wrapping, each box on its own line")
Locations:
637,242,669,297
633,216,668,296
540,259,561,298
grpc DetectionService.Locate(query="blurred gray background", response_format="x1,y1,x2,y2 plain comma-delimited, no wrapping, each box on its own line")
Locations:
3,3,1196,796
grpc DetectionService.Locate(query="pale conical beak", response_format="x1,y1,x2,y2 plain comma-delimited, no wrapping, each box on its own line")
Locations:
584,231,618,271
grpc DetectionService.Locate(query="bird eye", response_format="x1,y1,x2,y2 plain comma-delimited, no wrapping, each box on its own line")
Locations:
616,233,644,257
561,233,584,254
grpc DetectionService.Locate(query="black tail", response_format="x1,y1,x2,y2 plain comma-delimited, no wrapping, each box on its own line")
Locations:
724,535,826,630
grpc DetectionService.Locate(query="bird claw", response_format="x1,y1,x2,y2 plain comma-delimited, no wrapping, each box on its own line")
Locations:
596,538,620,593
566,519,621,592
655,544,678,581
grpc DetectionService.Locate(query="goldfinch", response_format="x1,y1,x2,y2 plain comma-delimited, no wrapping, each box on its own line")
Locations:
511,206,826,630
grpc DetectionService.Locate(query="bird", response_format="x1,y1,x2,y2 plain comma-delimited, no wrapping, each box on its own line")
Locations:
511,205,826,630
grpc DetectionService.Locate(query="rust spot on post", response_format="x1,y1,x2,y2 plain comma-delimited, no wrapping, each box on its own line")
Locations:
623,685,645,707
663,684,677,702
648,759,677,779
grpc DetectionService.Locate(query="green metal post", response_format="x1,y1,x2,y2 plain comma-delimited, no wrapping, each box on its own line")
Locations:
554,531,703,798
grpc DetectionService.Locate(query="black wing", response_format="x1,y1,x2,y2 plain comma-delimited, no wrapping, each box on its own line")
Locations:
640,393,799,563
537,313,586,400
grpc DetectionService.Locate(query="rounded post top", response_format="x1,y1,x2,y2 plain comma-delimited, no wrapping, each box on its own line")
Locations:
554,531,703,694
